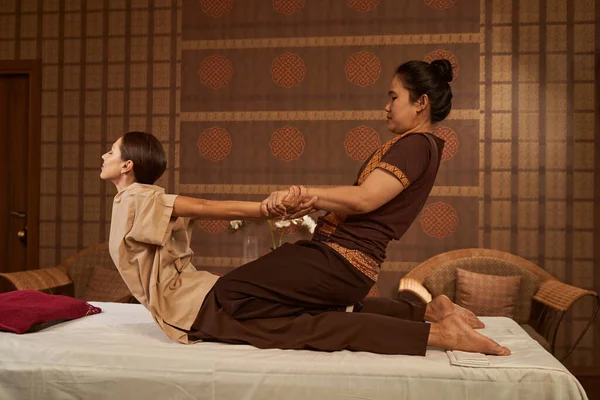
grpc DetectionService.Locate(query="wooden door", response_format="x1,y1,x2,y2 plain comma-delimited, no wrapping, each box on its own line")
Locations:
0,61,41,273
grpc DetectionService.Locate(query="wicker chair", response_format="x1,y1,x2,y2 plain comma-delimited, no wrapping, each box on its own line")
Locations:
398,248,599,362
0,243,134,303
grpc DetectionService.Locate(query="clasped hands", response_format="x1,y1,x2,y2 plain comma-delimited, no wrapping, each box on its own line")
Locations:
260,185,318,219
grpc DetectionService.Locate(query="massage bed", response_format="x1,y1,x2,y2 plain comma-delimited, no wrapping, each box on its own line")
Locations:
0,302,587,400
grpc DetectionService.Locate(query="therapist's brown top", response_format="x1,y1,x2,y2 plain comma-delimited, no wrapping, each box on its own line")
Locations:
108,183,218,344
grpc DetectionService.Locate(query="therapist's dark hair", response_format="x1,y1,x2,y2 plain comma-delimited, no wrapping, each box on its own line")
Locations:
395,59,453,123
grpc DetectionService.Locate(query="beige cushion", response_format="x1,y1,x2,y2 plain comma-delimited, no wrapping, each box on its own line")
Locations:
83,266,132,303
455,268,521,318
423,256,541,323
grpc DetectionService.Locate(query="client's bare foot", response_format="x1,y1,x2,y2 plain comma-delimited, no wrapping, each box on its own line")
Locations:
425,295,485,329
428,313,510,356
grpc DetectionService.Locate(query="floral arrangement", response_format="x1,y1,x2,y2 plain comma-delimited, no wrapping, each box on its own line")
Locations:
229,215,317,249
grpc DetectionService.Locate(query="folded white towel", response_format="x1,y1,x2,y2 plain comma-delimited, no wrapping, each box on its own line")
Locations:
447,350,492,367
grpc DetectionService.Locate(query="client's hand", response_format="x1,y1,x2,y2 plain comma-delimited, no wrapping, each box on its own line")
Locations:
261,189,288,217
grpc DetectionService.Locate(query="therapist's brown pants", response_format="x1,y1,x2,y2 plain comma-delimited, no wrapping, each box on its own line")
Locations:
190,241,430,355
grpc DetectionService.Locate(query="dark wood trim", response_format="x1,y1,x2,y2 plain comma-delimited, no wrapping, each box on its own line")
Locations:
28,60,41,271
99,0,109,242
0,59,42,271
77,1,88,251
594,0,600,366
537,0,547,268
510,0,520,254
0,60,39,75
565,0,575,350
483,0,492,248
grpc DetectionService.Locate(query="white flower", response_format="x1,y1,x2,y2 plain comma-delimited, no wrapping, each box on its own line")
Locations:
301,215,317,234
230,220,243,230
274,220,291,228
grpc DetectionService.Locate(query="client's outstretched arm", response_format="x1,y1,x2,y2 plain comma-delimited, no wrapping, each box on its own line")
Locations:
173,196,267,220
173,190,317,221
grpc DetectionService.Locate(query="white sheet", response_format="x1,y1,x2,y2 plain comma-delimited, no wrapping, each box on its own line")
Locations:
0,302,587,400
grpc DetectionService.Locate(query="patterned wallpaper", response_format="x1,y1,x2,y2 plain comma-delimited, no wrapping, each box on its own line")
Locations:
180,0,482,283
0,0,597,366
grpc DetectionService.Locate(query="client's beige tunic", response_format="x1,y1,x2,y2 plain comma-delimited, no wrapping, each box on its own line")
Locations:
108,183,219,344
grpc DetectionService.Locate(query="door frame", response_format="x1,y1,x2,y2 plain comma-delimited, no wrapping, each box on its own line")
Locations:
594,4,600,366
0,60,41,271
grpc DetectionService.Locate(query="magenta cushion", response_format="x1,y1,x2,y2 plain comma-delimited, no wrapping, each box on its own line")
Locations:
0,290,101,334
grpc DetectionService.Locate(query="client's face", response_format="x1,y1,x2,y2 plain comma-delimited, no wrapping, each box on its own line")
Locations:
384,76,420,135
100,138,126,181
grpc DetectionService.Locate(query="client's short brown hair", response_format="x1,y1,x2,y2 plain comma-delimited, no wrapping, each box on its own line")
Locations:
120,131,167,184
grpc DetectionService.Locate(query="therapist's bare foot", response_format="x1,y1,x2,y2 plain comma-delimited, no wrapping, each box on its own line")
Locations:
428,313,510,356
425,295,485,329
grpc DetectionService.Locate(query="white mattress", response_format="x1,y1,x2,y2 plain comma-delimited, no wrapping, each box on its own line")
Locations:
0,302,587,400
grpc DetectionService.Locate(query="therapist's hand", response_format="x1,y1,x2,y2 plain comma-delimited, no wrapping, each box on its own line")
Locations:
261,186,317,219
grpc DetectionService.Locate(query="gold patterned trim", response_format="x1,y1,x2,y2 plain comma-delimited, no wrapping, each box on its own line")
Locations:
179,109,479,122
377,162,410,188
357,135,404,185
313,212,347,240
181,33,482,50
324,242,380,282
